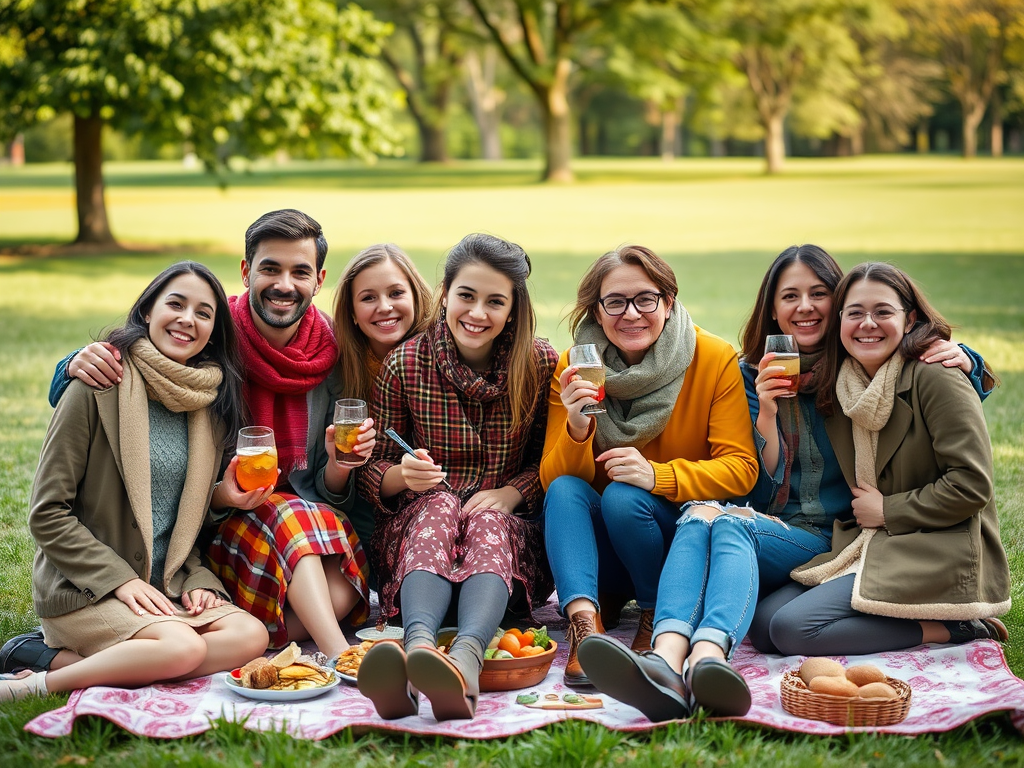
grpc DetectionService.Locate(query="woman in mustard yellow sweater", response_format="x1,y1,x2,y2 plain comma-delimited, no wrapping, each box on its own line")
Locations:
539,245,758,692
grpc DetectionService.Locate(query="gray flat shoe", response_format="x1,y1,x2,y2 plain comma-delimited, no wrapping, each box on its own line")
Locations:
577,634,690,722
0,628,59,674
688,656,751,717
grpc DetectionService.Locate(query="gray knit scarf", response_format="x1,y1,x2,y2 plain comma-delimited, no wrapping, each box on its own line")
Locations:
574,306,697,453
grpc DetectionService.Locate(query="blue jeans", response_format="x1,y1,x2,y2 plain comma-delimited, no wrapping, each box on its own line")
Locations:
542,475,680,613
653,505,830,657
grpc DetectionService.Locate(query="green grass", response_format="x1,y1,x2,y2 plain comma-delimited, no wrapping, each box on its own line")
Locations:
1,155,1023,763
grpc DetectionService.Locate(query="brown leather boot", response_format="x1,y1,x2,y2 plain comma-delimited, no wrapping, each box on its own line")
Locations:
631,608,655,653
563,610,605,688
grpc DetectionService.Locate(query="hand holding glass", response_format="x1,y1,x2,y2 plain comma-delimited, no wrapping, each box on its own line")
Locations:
334,399,369,467
764,334,800,396
569,343,606,415
236,427,278,491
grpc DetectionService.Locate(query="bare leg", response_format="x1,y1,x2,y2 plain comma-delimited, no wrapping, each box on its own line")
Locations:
686,639,726,669
565,598,597,619
321,554,361,623
42,623,207,693
920,620,951,644
49,649,83,671
651,632,691,675
283,554,350,658
168,613,270,680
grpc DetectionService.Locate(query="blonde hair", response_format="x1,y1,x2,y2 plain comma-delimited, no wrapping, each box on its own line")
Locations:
332,244,431,401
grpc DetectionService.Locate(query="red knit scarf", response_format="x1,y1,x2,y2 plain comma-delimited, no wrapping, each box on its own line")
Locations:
229,295,338,481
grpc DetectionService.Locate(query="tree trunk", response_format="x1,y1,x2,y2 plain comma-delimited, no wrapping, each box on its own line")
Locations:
990,87,1003,158
764,112,786,174
464,48,503,161
73,114,115,245
542,59,573,183
419,122,448,163
961,98,985,158
9,133,25,166
660,106,679,162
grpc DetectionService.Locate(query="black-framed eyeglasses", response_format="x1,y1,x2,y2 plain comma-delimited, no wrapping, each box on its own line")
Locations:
598,291,663,316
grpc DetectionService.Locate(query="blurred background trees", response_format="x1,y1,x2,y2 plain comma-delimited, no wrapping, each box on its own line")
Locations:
3,0,1023,239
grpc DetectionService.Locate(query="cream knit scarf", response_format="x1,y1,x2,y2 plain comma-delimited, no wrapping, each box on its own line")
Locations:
792,353,903,587
118,338,222,588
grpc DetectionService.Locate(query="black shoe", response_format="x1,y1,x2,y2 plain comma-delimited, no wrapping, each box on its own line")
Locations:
0,628,59,674
577,634,690,722
598,593,630,631
944,618,1009,644
688,656,751,717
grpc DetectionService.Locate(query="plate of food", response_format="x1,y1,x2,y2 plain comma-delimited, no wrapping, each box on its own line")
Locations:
355,625,404,642
334,639,377,684
225,642,340,702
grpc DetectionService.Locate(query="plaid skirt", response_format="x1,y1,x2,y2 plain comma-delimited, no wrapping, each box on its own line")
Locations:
207,493,369,648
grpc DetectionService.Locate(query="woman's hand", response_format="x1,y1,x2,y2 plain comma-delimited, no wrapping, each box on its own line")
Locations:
920,339,973,374
68,341,123,389
114,578,177,617
596,447,655,491
323,418,377,493
400,449,448,492
182,588,226,615
851,483,885,529
559,365,600,441
211,457,277,511
754,352,796,418
463,486,523,515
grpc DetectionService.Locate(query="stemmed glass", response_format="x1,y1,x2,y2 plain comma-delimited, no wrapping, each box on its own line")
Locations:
764,334,800,397
569,343,606,415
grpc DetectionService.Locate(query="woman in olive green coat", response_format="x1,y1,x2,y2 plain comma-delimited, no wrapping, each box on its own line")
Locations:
756,262,1009,656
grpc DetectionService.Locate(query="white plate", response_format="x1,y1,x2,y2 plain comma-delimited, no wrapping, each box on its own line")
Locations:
224,669,340,702
355,626,405,642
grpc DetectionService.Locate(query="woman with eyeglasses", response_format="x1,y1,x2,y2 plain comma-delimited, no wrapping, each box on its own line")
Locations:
539,245,759,700
751,262,1009,657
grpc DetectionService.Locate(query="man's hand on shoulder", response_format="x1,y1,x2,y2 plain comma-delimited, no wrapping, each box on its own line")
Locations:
69,341,123,389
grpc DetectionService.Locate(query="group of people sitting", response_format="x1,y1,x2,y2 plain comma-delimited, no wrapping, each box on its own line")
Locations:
0,209,1009,725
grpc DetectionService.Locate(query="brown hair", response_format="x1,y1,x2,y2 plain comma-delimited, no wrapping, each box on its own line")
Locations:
817,262,961,415
332,244,431,401
739,244,844,362
432,233,540,432
567,245,678,339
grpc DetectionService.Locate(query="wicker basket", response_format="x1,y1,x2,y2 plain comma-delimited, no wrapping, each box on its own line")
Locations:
780,671,912,727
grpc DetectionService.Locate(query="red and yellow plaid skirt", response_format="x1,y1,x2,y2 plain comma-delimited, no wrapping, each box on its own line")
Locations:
207,493,369,648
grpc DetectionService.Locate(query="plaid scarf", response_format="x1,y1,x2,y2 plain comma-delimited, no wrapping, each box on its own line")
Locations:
432,317,511,402
768,350,824,516
229,295,338,480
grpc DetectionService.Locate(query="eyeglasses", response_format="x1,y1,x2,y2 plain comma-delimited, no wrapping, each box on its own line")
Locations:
598,291,663,316
839,307,905,323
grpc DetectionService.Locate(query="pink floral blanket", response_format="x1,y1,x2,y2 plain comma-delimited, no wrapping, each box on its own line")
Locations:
26,600,1024,739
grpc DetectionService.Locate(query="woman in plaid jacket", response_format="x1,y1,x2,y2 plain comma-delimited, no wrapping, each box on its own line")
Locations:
357,234,557,722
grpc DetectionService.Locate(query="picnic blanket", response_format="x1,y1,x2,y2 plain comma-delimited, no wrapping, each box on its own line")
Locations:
26,599,1024,739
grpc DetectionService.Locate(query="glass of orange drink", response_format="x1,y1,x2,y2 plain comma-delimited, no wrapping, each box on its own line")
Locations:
236,426,278,491
334,399,368,467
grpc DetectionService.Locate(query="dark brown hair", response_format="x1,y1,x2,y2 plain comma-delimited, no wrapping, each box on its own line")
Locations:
739,244,844,362
817,262,954,415
244,209,328,271
567,245,678,339
432,233,540,432
332,244,431,401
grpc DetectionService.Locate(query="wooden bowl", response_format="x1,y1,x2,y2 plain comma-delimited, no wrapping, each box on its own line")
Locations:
437,628,558,692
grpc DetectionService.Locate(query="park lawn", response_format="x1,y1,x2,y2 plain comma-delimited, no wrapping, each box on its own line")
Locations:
0,156,1022,764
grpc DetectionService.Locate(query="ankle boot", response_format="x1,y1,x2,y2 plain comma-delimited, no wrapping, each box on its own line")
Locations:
631,608,655,653
564,610,605,688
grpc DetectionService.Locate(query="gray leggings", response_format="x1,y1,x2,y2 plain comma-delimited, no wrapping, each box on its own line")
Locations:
749,575,924,656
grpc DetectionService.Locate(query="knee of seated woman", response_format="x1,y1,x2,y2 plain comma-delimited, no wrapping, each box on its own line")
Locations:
145,623,209,674
685,503,726,523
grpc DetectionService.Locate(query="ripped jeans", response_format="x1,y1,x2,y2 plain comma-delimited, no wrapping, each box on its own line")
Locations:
652,502,830,658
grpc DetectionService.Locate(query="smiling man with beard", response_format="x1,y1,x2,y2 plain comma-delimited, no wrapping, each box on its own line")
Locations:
20,210,372,676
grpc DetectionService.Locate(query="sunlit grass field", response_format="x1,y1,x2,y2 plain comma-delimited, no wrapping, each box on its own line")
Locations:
1,155,1023,765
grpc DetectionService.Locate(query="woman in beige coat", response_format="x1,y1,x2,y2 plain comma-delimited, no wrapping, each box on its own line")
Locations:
756,262,1009,655
1,262,269,703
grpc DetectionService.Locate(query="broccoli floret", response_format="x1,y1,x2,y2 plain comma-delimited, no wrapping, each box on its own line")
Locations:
529,625,552,650
484,648,497,660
